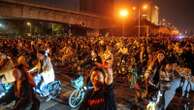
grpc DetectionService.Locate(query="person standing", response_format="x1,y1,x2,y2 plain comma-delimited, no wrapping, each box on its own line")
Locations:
79,51,116,110
13,55,40,110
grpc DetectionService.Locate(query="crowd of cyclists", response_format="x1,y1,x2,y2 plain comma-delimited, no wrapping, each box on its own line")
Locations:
0,40,55,109
0,35,194,110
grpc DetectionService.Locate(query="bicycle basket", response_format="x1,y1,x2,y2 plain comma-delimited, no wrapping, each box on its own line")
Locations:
71,76,84,89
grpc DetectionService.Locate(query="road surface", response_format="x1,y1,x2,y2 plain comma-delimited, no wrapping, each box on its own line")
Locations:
0,65,194,110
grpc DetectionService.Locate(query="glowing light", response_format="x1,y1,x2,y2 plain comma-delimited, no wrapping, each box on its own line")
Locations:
132,6,137,11
26,22,31,26
172,30,179,35
142,14,147,17
0,23,4,28
177,34,184,40
142,4,148,10
0,23,5,29
119,9,129,18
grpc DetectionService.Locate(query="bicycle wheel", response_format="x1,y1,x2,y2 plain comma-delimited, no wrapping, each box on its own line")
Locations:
68,89,85,108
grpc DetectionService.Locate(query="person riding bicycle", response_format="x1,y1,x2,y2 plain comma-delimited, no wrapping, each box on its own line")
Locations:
147,62,175,110
0,53,15,97
156,62,176,110
0,53,15,84
79,49,116,110
0,53,15,106
28,49,55,96
144,50,166,99
157,44,194,110
13,55,40,110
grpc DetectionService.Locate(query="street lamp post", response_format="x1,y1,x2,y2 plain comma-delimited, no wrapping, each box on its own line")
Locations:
119,9,129,36
27,22,32,35
122,21,125,36
133,4,149,37
138,8,141,38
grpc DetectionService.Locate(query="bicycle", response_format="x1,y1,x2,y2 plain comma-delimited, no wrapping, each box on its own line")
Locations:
0,83,13,98
68,75,93,108
33,74,62,102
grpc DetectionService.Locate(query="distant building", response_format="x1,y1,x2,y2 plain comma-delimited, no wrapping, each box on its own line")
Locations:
151,5,159,25
130,0,159,25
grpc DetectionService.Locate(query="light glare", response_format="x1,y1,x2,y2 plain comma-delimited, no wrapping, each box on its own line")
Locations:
119,9,129,17
142,4,148,10
27,22,31,26
132,6,137,11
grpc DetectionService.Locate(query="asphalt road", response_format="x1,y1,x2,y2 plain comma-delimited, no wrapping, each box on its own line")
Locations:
0,65,194,110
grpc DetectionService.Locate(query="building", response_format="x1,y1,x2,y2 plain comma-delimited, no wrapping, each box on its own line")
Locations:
151,5,159,25
130,0,159,25
149,3,159,25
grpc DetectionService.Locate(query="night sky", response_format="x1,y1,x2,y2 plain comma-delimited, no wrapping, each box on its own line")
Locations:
155,0,194,32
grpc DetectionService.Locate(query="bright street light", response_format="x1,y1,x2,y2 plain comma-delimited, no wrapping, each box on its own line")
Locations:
119,9,129,18
0,23,5,28
26,22,32,35
132,4,149,37
26,22,31,26
132,6,137,11
118,9,129,36
142,4,149,10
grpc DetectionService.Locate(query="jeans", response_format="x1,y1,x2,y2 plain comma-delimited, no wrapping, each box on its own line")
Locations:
158,78,182,110
158,78,194,110
182,79,194,97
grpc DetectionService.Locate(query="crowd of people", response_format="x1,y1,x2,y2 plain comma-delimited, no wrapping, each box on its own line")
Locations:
0,39,55,109
0,35,194,109
1,36,194,78
0,35,193,69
